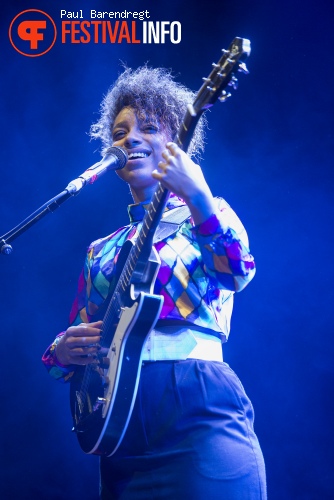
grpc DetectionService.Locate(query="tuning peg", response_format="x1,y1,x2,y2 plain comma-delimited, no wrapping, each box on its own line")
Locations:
238,62,249,74
219,90,232,102
228,76,238,90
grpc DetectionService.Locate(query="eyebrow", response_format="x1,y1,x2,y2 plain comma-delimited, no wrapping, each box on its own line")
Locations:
112,118,160,134
112,121,129,131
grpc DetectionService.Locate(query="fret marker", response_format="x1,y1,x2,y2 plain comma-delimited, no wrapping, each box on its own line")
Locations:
187,103,197,117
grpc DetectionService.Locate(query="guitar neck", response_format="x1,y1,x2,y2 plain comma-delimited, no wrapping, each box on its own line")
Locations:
174,104,203,152
112,184,169,297
112,105,202,294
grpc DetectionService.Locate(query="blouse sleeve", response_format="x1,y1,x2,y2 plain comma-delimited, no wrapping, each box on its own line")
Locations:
41,332,75,382
42,227,129,382
41,247,93,382
191,197,256,292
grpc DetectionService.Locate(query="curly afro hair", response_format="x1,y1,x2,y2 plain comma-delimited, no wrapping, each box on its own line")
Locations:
90,66,206,160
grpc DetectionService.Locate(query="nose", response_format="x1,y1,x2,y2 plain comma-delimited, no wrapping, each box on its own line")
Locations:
123,128,142,148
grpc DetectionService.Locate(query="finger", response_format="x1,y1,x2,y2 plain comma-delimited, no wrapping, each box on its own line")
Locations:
89,320,103,328
166,142,180,155
67,335,101,348
67,323,102,338
152,168,165,181
161,149,171,162
69,346,100,356
71,355,99,366
157,160,168,172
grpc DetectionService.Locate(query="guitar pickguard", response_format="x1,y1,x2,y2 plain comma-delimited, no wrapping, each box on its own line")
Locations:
101,300,140,419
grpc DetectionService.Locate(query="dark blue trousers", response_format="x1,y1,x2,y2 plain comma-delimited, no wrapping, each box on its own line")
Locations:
100,360,267,499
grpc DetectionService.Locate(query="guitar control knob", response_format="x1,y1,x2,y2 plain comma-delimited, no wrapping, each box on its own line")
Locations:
101,357,110,367
97,397,107,404
102,376,110,388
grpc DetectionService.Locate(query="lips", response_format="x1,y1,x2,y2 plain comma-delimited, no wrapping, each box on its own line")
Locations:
128,151,151,160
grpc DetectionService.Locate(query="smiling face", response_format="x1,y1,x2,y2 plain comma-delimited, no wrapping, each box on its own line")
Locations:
112,107,171,202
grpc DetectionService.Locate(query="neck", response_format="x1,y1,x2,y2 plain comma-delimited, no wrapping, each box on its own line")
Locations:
130,184,158,204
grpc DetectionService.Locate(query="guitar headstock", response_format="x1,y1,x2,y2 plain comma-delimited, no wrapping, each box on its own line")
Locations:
193,37,251,113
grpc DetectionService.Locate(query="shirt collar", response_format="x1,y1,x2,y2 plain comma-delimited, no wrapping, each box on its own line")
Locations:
127,193,186,223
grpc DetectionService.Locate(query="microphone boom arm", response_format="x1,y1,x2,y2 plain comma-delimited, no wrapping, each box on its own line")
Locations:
0,147,127,255
1,189,77,255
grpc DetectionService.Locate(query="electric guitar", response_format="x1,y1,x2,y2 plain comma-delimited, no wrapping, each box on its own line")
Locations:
70,37,251,456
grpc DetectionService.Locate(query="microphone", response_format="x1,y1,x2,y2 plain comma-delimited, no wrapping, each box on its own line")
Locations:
65,146,128,194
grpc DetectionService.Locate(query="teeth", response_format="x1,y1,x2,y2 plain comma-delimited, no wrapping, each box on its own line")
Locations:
128,152,149,159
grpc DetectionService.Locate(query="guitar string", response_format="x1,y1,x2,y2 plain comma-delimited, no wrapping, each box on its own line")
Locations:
77,183,168,412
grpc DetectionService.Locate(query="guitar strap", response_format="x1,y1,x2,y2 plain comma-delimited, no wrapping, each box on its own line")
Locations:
153,204,191,244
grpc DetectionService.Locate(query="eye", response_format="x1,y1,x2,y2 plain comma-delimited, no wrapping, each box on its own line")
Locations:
112,130,126,140
143,124,159,133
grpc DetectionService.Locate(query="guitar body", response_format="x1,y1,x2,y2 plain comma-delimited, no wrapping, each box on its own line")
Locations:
70,241,163,456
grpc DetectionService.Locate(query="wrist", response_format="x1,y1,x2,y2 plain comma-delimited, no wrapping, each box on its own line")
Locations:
54,337,70,367
185,189,216,226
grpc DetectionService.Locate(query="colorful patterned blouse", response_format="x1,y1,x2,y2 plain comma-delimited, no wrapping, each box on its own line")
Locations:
42,194,255,380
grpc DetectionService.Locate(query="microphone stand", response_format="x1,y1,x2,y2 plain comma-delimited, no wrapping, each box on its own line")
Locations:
1,188,76,256
0,146,128,255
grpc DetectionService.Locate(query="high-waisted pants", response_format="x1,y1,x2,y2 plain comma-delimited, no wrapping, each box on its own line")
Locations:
100,359,267,499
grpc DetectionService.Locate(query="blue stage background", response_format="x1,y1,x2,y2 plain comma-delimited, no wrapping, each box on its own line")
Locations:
0,1,333,498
